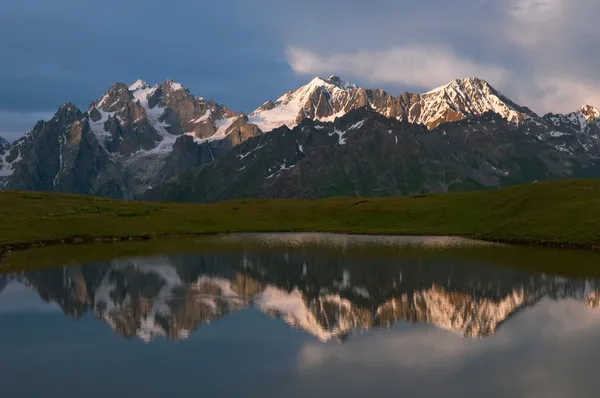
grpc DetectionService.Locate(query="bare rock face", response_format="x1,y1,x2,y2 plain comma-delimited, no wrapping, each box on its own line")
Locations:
224,114,262,146
1,103,124,197
152,79,236,138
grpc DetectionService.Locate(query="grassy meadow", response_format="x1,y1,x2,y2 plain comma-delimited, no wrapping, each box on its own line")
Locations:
1,179,600,253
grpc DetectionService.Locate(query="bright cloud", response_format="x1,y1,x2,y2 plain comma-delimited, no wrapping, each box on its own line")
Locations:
287,45,507,91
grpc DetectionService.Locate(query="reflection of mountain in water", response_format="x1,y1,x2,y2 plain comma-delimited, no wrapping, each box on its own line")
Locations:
3,251,600,342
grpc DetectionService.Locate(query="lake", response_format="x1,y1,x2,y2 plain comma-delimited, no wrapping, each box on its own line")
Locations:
2,233,600,397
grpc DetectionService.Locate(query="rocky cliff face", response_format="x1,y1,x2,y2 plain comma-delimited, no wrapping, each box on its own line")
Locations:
0,104,128,197
4,250,599,342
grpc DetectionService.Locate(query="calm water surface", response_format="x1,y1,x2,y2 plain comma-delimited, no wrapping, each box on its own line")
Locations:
2,234,600,397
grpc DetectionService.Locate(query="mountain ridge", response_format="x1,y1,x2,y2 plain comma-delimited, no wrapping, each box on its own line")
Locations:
1,75,600,200
145,107,597,202
249,75,542,131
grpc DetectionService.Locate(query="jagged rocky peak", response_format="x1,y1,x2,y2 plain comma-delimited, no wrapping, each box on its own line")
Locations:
53,102,84,125
97,83,136,112
580,105,600,123
162,79,187,93
326,75,359,90
302,75,359,92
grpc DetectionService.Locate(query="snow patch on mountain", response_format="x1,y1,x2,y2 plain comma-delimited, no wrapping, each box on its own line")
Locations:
88,109,115,151
328,119,365,145
184,116,237,145
329,128,347,145
129,79,150,92
0,153,19,178
266,162,296,179
0,141,23,180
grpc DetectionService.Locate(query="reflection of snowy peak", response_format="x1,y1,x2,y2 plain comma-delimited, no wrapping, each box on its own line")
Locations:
255,287,370,342
4,252,600,342
379,286,529,338
93,258,245,342
251,276,600,341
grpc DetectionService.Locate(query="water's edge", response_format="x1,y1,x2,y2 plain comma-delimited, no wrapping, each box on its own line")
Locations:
1,229,598,260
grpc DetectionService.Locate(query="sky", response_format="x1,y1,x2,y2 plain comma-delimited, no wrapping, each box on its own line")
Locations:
1,0,599,141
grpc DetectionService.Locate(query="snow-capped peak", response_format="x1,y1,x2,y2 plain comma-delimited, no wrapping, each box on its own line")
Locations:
303,75,359,94
418,77,533,127
248,75,361,132
423,77,481,95
248,75,537,132
129,79,150,91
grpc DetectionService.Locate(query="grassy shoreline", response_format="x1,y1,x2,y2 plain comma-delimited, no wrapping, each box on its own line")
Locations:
2,179,600,256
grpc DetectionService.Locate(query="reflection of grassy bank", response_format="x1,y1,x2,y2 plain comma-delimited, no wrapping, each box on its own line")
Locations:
2,179,600,255
4,234,600,279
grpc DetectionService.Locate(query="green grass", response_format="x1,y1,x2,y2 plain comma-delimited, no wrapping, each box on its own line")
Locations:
2,179,600,252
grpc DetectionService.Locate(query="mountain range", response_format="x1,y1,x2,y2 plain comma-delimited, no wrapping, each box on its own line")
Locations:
1,76,599,200
2,250,598,342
